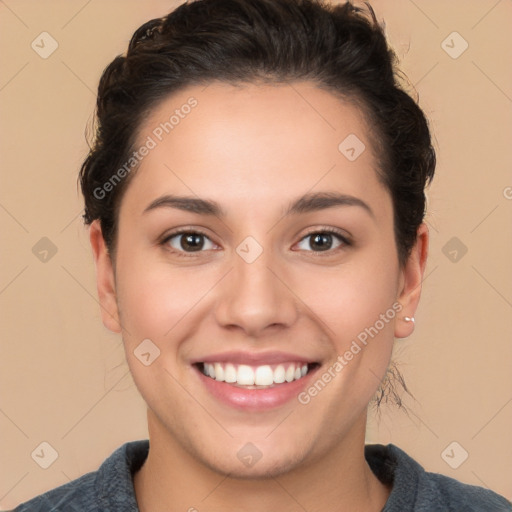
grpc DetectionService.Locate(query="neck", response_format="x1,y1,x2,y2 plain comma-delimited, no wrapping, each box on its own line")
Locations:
134,409,390,512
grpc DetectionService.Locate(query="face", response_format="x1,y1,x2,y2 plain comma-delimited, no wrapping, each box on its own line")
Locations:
91,81,427,478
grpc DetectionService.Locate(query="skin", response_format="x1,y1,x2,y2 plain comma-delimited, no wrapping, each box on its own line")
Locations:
90,81,428,512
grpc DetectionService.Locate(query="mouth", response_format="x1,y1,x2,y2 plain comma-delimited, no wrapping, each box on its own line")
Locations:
192,357,321,410
194,361,320,389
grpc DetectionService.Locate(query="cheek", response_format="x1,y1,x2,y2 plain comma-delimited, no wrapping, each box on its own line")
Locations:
300,269,398,399
116,277,162,343
292,248,400,407
299,256,399,344
114,251,216,402
114,248,215,345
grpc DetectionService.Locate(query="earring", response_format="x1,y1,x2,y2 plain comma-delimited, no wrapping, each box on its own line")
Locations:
404,316,415,323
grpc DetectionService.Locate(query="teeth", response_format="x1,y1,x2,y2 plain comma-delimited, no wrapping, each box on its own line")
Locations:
237,365,255,385
201,362,311,387
224,363,237,383
274,365,286,383
214,363,224,382
255,365,273,386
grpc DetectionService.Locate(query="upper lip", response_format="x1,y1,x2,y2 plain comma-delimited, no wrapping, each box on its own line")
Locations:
191,351,319,366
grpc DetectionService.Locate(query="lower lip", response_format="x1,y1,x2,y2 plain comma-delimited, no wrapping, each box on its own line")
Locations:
194,365,320,411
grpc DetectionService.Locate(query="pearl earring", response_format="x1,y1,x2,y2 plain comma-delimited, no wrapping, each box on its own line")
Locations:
404,316,415,323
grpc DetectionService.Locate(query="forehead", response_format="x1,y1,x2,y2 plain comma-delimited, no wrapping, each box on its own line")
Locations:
122,81,389,218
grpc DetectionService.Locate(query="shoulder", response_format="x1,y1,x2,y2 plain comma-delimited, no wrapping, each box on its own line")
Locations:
12,440,149,512
11,471,97,512
365,443,512,512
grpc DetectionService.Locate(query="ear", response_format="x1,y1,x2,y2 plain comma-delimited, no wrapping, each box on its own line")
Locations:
394,222,429,339
89,220,122,333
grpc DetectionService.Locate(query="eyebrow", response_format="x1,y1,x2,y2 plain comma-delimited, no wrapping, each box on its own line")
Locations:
143,192,374,219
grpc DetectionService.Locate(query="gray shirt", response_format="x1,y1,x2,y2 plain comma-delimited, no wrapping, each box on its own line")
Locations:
12,440,511,511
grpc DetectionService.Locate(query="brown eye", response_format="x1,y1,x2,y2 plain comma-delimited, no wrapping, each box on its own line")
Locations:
310,233,334,251
296,231,349,252
166,232,216,252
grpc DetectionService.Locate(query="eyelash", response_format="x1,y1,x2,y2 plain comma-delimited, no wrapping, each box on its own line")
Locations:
159,227,352,258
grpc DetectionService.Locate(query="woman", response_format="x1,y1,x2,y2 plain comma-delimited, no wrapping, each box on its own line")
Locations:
13,0,511,510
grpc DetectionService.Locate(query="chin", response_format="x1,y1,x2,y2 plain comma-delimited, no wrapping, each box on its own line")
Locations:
208,452,304,480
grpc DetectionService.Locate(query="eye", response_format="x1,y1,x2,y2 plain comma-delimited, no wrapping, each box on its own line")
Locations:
164,230,217,253
296,230,350,252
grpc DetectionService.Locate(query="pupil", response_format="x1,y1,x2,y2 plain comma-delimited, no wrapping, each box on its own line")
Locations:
311,233,332,251
181,233,204,251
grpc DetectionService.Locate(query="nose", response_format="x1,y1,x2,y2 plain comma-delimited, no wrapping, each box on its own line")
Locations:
213,248,299,337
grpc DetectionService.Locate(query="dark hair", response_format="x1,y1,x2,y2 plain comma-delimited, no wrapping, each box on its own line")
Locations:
79,0,436,267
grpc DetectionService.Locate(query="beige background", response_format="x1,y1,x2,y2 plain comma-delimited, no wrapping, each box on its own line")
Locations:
1,0,511,508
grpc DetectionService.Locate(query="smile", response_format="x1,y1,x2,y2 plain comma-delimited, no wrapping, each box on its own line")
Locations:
193,357,321,410
198,362,316,388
